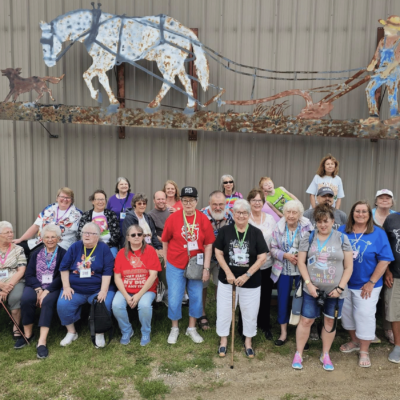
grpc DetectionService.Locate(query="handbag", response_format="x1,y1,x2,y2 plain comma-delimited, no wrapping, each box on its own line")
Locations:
289,279,303,326
88,296,114,346
182,218,203,280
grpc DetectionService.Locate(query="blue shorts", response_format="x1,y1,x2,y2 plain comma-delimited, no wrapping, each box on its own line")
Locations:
301,291,344,320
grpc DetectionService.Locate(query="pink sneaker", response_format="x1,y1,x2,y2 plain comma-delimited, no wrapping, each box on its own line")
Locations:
320,353,334,371
292,351,303,370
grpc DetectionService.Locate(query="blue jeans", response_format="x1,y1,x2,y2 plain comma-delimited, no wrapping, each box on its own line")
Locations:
301,291,344,319
166,261,203,321
57,290,115,326
112,290,156,337
277,274,300,325
110,247,119,258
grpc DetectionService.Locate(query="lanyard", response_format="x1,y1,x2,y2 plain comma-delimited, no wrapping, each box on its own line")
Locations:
351,228,367,249
119,195,129,212
55,204,71,224
235,224,249,248
285,224,299,251
0,244,12,266
183,211,197,237
316,231,333,253
84,245,97,262
44,247,58,270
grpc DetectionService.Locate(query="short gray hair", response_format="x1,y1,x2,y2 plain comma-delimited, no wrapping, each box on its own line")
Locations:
82,222,101,236
131,193,148,208
233,199,251,214
209,190,225,202
0,221,13,234
41,224,62,239
282,200,304,218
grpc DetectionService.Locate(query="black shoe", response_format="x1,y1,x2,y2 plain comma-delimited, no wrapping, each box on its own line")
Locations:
274,338,287,347
14,334,35,349
37,345,49,359
243,344,255,358
304,342,310,352
264,330,273,341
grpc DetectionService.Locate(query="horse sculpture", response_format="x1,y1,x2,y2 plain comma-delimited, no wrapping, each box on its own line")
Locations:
39,4,209,114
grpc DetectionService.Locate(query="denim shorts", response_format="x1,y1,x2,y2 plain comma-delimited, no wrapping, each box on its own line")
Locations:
301,291,344,320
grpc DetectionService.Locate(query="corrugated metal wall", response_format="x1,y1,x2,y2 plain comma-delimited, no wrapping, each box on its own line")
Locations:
1,0,400,236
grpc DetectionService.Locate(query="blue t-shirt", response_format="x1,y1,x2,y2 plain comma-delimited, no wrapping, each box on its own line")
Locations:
59,241,114,295
338,225,394,289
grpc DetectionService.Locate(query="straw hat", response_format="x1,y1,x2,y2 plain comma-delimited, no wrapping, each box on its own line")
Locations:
379,15,400,30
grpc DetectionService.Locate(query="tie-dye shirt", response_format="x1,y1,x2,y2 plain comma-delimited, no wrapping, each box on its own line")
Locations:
224,191,243,209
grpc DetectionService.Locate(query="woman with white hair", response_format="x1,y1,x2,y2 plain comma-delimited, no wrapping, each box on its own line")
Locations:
214,199,268,358
16,224,66,358
0,221,27,340
57,222,115,348
220,174,243,210
270,200,314,347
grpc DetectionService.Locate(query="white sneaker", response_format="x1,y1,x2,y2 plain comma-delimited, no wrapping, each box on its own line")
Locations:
167,327,179,344
186,327,204,343
95,333,105,348
60,332,78,346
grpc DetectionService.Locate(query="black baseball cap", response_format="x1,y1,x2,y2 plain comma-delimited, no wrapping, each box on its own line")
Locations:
317,187,334,197
181,186,198,198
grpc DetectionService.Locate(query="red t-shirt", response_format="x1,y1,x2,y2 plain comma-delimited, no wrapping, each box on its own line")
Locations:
161,209,215,269
114,246,162,294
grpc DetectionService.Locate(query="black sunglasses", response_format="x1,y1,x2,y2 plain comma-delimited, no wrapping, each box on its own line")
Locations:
223,180,234,184
129,233,143,238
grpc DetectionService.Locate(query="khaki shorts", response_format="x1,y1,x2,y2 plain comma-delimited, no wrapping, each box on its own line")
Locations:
203,261,219,289
385,278,400,322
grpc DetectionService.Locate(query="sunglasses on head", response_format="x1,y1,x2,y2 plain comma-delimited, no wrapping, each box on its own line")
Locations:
223,180,234,184
129,233,143,238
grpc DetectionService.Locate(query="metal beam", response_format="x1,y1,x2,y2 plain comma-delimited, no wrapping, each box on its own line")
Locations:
1,101,399,140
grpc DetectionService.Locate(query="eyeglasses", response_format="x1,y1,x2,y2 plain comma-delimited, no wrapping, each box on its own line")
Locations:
43,236,59,240
129,233,143,238
235,211,249,217
182,199,197,204
94,198,106,202
82,232,98,236
58,195,71,201
223,180,234,184
250,199,263,203
354,210,369,214
135,202,147,206
0,231,13,235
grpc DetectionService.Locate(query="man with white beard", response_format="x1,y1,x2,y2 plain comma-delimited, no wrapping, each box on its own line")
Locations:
198,191,234,330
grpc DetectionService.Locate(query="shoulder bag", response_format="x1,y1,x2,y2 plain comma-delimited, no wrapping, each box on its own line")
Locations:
183,216,203,280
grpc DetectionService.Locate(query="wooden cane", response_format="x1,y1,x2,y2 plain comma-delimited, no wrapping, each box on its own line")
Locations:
0,298,30,344
230,283,236,369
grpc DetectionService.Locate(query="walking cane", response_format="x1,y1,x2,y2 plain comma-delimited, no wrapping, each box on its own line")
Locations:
0,298,30,344
231,283,236,369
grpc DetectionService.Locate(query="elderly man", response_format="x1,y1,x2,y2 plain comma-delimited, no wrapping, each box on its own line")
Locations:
148,191,170,241
304,187,347,230
198,191,233,330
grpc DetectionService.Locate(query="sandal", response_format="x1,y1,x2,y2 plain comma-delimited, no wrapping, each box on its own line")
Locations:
243,344,255,358
197,315,210,331
12,328,22,341
359,351,371,368
218,346,227,358
340,341,360,353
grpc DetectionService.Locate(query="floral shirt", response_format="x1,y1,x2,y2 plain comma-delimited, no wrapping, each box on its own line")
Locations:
0,245,27,284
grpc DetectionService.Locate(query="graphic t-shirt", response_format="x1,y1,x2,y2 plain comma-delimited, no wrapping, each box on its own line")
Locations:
299,230,352,298
338,225,394,289
383,212,400,279
92,211,111,244
266,188,293,213
214,224,269,288
114,246,162,294
59,241,114,294
161,210,215,269
303,208,347,231
306,175,345,207
28,203,82,251
224,192,243,209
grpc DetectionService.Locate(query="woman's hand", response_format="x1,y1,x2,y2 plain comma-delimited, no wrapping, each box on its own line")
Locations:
0,291,8,302
226,272,236,285
168,207,177,214
61,287,74,300
12,238,23,244
306,282,319,298
235,274,249,287
283,253,298,265
97,290,108,303
328,288,342,298
129,293,141,309
202,269,210,283
385,269,394,289
39,290,49,307
36,289,43,306
361,281,374,299
0,281,13,294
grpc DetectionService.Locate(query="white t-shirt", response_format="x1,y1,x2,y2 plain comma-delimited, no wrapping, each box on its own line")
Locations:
306,175,345,207
249,212,277,270
92,211,111,244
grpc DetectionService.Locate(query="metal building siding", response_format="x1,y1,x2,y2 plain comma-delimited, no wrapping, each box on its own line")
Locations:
1,0,399,236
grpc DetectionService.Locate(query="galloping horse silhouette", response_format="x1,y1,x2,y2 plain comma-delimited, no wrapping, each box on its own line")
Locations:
40,5,209,113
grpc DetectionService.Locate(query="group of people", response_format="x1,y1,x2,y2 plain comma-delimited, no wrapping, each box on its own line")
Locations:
1,154,399,374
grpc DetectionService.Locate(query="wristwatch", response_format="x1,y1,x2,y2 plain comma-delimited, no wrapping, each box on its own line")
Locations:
305,279,310,285
203,268,210,272
246,272,252,278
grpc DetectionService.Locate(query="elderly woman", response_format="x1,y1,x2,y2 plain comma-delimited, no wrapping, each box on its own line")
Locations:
0,221,27,339
17,224,66,358
338,201,394,367
271,200,313,346
57,222,115,348
122,193,162,254
162,186,215,344
292,205,353,371
78,190,120,258
163,180,183,213
220,174,243,210
261,177,298,218
13,187,82,256
112,225,162,346
107,177,134,233
215,199,268,357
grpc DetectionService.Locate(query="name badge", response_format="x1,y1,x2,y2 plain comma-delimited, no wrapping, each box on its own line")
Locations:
197,253,204,265
352,250,359,260
80,269,91,278
308,255,316,266
120,212,126,220
145,236,152,244
289,247,298,256
188,241,199,251
0,269,9,279
42,274,53,284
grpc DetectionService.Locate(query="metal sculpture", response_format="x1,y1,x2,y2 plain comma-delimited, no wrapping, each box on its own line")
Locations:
1,68,64,103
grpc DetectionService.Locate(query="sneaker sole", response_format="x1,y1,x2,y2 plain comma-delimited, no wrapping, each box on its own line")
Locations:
292,364,303,370
37,353,48,359
60,335,78,347
185,332,203,343
14,343,27,349
388,357,400,364
320,356,334,371
339,346,360,353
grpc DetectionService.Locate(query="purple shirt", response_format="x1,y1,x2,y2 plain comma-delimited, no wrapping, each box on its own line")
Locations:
107,193,134,231
36,247,58,289
262,202,280,223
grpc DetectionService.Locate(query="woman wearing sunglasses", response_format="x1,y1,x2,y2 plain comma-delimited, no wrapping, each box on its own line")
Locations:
220,175,243,210
112,225,162,346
